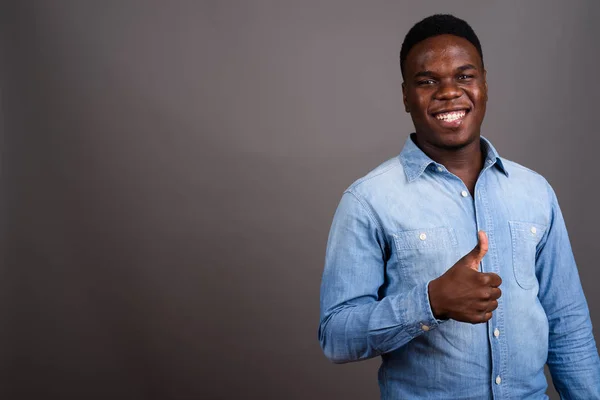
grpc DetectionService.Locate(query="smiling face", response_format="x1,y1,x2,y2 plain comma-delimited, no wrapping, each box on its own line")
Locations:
402,34,487,150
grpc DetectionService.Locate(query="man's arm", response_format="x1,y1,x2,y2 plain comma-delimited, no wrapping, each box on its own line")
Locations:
318,191,441,363
536,183,600,398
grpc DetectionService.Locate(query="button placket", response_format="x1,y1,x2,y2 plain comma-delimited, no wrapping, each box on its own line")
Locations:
476,182,507,397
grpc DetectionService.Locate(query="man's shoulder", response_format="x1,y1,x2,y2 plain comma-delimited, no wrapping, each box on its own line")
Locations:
501,157,550,187
345,156,404,197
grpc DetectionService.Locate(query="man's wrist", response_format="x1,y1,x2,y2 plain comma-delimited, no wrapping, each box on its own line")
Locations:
428,278,447,320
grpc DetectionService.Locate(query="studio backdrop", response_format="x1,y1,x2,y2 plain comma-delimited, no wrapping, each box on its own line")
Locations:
1,1,599,399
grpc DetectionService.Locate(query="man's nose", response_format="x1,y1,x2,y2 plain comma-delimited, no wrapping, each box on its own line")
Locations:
434,82,462,100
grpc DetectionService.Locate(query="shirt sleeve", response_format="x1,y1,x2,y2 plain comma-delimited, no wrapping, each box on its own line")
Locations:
318,190,442,364
536,182,600,398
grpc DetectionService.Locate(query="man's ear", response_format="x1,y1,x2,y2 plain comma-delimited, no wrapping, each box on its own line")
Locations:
402,82,410,113
483,69,488,102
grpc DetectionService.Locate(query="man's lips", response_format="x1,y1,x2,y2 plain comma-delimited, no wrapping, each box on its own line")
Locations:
431,107,471,118
431,108,470,128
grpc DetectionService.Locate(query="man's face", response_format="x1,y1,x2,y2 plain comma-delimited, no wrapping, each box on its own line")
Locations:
402,34,487,150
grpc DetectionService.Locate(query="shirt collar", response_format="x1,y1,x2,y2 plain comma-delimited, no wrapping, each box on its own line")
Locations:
399,133,509,182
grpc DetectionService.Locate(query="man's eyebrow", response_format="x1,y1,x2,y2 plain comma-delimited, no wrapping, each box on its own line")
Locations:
456,64,478,72
413,70,435,78
413,64,478,79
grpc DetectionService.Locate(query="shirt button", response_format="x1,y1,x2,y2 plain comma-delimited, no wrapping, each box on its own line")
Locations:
437,166,443,172
494,328,500,338
487,159,493,164
531,227,537,234
421,324,430,332
495,376,502,385
419,233,427,241
461,190,468,197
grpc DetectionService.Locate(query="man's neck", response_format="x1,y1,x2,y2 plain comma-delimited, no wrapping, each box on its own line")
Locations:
413,134,485,194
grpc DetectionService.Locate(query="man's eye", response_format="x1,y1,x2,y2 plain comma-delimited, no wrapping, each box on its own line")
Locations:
458,74,474,80
417,79,435,85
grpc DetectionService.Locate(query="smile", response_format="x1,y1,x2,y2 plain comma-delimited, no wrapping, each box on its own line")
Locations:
432,108,470,128
434,110,467,122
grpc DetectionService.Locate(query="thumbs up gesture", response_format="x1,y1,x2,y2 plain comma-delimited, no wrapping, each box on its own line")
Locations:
428,231,502,323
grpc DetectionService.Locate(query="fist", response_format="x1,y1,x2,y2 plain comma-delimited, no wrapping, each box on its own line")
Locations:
428,231,502,323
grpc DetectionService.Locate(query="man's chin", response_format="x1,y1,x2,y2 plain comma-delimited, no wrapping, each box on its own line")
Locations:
441,127,479,146
436,138,473,151
418,129,479,151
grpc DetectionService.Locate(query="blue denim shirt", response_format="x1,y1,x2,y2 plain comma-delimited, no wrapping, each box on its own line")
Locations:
318,135,600,399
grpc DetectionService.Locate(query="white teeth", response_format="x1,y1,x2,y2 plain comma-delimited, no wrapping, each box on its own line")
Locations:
435,110,467,122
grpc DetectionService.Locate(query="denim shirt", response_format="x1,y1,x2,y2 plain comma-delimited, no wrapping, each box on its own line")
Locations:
318,135,600,399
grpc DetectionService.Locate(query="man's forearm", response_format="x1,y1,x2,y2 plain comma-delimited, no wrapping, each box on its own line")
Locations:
319,281,441,363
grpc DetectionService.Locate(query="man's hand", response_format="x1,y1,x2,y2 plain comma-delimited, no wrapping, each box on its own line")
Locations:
428,231,502,323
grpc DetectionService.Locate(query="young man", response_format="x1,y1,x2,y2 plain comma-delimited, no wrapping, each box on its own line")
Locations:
318,14,600,399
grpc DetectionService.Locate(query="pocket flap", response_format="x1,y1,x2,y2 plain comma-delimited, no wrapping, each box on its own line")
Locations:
508,221,546,244
393,227,457,251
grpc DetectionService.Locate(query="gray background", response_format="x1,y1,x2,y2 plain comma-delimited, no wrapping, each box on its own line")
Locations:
0,1,598,399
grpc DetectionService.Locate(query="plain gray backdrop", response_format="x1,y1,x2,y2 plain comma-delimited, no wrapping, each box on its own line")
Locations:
1,1,599,399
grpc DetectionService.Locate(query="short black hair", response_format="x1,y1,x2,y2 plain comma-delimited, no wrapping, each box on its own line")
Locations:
400,14,483,79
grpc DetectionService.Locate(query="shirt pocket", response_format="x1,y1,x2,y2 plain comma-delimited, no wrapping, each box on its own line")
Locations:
392,227,459,287
508,221,547,289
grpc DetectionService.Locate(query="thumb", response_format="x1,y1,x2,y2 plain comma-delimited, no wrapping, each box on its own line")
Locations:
468,231,488,271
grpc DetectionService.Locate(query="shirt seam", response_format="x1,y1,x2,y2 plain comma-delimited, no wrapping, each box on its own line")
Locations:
349,158,401,192
502,158,543,177
537,179,556,251
344,190,385,235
